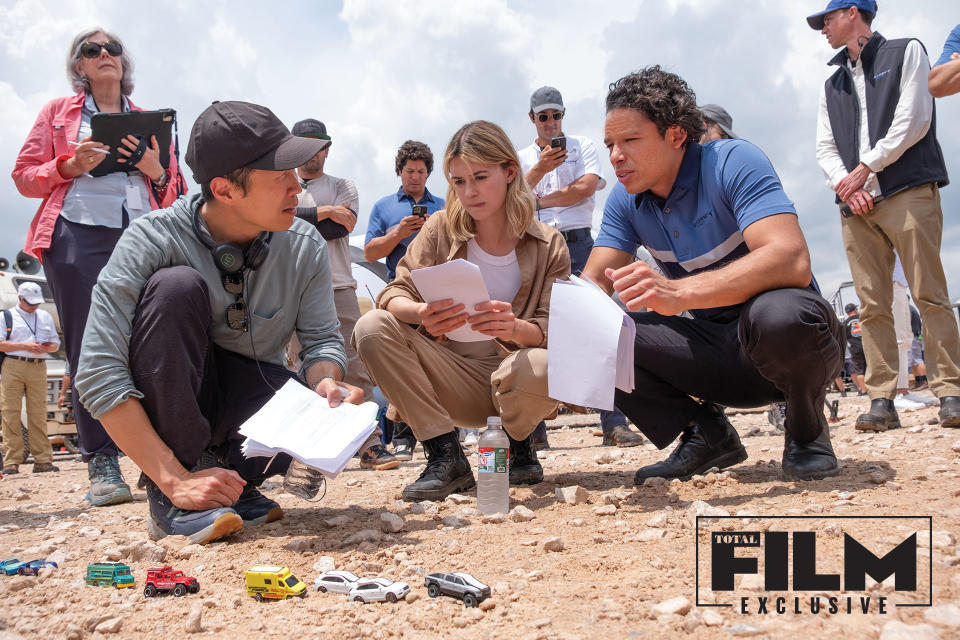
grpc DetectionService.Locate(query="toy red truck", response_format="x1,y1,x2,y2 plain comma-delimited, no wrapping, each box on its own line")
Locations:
143,566,199,597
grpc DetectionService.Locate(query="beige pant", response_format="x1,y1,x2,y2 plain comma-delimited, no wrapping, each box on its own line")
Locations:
287,287,380,450
893,281,912,390
1,358,53,465
352,309,558,442
841,183,960,399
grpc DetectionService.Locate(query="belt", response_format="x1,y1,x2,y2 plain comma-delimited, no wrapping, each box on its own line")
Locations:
560,227,591,242
5,355,45,364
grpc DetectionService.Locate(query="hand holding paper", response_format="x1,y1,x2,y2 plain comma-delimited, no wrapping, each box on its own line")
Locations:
410,259,493,342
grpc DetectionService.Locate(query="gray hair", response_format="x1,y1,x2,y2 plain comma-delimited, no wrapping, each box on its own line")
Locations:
66,28,135,96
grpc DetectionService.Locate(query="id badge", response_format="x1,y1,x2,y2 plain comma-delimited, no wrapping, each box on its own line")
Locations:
125,184,143,210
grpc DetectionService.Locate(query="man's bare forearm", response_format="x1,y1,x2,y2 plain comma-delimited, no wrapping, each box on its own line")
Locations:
929,58,960,97
364,231,401,262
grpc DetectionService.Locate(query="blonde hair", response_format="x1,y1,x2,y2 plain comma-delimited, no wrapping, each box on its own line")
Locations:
442,120,535,243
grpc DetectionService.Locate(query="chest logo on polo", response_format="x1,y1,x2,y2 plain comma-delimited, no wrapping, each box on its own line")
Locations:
693,211,714,227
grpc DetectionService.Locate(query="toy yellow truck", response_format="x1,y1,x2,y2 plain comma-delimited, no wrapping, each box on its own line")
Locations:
245,565,307,601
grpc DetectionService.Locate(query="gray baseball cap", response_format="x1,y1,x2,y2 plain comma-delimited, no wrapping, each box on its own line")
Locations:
700,104,737,139
530,86,564,113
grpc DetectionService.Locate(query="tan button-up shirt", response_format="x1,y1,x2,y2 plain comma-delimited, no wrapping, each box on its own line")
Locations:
377,210,571,350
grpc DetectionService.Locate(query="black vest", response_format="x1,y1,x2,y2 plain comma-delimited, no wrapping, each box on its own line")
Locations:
824,33,949,199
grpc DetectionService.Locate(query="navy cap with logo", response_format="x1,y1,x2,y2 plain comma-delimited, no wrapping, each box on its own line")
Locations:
530,86,564,114
185,101,328,183
806,0,878,30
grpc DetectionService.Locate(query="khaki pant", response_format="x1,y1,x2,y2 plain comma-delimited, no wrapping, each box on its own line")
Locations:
1,358,53,466
841,183,960,399
352,309,558,441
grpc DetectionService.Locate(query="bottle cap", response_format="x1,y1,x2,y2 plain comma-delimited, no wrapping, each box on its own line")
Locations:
486,416,502,428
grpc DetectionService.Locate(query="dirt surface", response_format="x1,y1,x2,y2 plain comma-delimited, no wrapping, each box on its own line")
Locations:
1,391,959,640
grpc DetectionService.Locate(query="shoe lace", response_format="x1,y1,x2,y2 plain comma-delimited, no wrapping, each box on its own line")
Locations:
91,455,124,485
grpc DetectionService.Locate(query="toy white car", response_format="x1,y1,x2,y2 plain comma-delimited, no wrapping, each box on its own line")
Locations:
347,578,410,603
313,570,359,594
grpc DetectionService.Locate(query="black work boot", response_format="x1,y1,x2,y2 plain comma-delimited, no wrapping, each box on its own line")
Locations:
401,431,475,502
508,433,543,485
854,398,901,432
939,396,960,428
781,427,840,480
633,403,747,484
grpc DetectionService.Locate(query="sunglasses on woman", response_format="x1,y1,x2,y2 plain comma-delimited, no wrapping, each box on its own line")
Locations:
536,112,564,122
80,41,123,59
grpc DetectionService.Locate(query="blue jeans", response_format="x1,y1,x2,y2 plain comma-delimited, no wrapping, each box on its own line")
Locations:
563,228,628,434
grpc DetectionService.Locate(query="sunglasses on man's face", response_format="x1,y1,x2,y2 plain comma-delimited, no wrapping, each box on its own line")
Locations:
221,273,249,332
80,41,123,59
536,112,564,122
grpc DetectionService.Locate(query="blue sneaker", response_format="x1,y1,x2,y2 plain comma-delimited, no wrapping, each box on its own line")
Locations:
85,454,133,507
145,480,243,545
232,484,283,525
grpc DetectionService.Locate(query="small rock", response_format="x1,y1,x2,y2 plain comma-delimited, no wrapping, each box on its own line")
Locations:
530,618,552,628
637,528,667,542
542,537,564,552
441,515,469,529
651,596,691,617
570,518,585,527
924,604,960,627
509,505,536,522
284,538,312,553
342,529,382,546
593,504,617,516
405,592,420,603
446,494,471,504
103,547,124,562
642,476,668,488
479,599,496,611
646,513,668,527
313,556,336,573
481,512,507,524
593,450,623,464
7,576,32,592
457,507,482,518
344,478,362,487
380,512,405,533
129,541,166,563
869,471,888,484
702,610,724,626
726,623,766,636
94,616,123,634
77,526,102,537
410,501,439,515
837,491,853,500
555,485,588,505
879,621,942,640
177,544,204,560
185,605,202,633
324,515,351,528
688,500,729,520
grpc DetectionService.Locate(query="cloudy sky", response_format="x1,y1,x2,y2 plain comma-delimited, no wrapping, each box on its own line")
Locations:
1,0,957,304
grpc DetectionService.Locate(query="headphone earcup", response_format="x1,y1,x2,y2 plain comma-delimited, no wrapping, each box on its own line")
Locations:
212,244,245,274
244,233,271,271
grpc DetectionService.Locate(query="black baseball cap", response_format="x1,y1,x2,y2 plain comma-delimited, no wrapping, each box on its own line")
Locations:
845,303,858,313
292,118,332,144
186,101,327,183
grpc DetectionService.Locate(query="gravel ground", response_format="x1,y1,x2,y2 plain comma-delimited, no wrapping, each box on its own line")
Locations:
0,391,958,640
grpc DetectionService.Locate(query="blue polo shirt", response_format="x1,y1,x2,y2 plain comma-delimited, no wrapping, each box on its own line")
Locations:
934,24,960,67
365,187,445,279
596,140,800,322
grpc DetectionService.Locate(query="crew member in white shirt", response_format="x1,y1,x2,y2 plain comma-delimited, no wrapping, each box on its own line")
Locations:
1,282,60,474
518,86,642,448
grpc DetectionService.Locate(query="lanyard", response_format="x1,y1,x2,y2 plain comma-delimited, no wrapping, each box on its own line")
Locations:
15,308,38,338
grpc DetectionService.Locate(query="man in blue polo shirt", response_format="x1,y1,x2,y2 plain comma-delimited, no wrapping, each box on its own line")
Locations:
363,140,445,280
583,66,845,482
929,24,960,97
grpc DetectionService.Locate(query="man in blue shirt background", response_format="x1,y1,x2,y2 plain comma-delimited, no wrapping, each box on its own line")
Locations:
583,66,845,482
363,140,445,280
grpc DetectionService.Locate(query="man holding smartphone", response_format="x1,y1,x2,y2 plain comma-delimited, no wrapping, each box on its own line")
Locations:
518,86,642,449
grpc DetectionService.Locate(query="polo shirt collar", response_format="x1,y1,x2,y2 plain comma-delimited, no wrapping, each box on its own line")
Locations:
633,142,702,208
395,186,437,203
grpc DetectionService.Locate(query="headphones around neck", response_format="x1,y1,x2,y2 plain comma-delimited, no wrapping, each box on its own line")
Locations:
192,204,272,275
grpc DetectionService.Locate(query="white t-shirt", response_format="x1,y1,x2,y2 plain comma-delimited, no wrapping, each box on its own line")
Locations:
1,306,59,359
298,174,359,290
517,134,606,231
467,239,522,307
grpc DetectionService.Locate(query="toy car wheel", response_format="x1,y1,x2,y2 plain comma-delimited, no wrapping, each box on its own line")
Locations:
463,593,477,608
386,592,397,603
143,584,157,598
353,596,365,603
318,586,327,593
255,593,263,602
427,584,439,598
173,584,187,597
17,568,26,576
189,581,199,594
112,582,118,589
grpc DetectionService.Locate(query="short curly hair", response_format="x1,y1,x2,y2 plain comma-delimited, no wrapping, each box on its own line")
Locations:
606,66,705,147
395,140,434,176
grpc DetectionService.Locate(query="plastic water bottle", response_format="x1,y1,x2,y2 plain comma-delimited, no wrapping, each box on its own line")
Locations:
477,417,510,515
283,459,325,501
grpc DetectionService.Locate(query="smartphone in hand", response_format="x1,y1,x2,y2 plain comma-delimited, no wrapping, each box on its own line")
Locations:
550,136,567,151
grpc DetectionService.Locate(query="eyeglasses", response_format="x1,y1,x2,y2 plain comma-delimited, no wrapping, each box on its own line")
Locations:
536,112,564,122
80,41,123,59
222,273,249,332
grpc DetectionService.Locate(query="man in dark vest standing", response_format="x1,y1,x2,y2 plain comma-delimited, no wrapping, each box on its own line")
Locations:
810,0,960,430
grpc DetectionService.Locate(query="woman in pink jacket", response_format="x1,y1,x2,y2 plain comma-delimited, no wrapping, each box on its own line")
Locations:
12,28,184,507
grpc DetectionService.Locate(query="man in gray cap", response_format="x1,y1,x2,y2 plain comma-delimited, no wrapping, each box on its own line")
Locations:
517,86,643,450
75,101,361,545
699,104,737,142
290,118,398,471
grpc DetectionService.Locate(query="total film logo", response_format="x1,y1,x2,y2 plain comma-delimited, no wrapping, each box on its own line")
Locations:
695,516,932,616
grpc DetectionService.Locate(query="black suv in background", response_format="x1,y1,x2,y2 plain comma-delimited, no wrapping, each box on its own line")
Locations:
424,572,491,607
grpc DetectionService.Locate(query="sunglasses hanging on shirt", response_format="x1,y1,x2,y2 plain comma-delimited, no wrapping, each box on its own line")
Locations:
222,273,249,333
80,41,123,58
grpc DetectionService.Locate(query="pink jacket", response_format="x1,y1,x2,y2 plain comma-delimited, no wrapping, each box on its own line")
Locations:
12,92,186,259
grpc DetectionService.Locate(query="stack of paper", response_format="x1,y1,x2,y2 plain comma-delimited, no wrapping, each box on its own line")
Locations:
239,379,379,479
409,259,492,342
547,275,635,411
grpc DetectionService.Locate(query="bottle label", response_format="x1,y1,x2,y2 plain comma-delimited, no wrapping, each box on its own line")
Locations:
478,446,508,473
